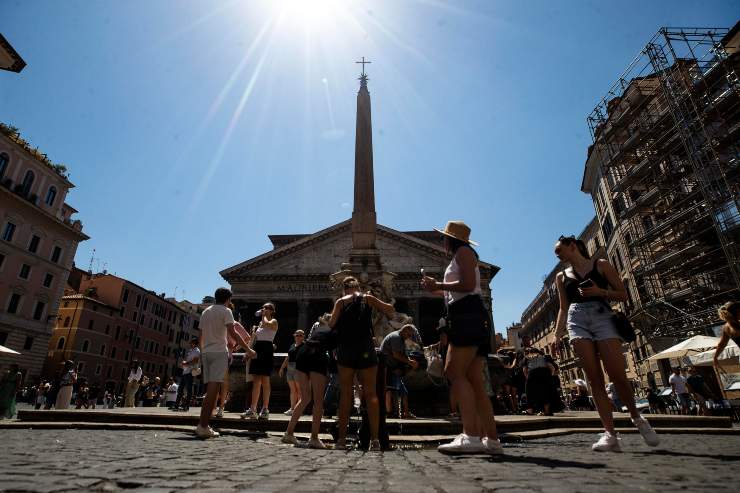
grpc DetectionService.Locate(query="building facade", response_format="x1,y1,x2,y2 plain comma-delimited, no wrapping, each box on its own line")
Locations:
0,124,88,382
45,272,199,392
582,25,740,387
222,71,499,352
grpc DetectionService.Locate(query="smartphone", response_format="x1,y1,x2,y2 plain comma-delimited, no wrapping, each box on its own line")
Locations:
579,280,594,288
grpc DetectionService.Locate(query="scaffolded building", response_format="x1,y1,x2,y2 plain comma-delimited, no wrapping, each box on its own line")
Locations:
583,25,740,340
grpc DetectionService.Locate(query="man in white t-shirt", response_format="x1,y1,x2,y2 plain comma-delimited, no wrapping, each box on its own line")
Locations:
196,287,254,439
669,367,690,415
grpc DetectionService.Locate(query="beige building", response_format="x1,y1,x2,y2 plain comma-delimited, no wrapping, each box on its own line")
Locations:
582,25,740,388
0,123,88,382
45,272,199,392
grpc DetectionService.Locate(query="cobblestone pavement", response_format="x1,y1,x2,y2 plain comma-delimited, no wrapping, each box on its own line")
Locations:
0,429,738,492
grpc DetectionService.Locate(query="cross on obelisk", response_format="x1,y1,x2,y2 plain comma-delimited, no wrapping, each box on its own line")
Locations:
355,56,371,76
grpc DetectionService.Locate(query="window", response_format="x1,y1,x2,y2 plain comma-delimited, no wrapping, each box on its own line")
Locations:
124,349,129,361
21,170,34,195
106,367,112,378
119,306,125,317
51,246,62,263
7,293,21,314
115,326,120,340
57,337,65,350
123,289,129,303
121,368,127,380
88,320,94,330
100,344,106,356
63,316,71,327
92,305,98,312
81,340,90,352
45,186,57,207
142,298,148,310
43,273,54,288
2,222,16,242
0,253,5,270
95,364,102,375
132,311,137,322
28,235,40,253
105,324,110,335
135,294,141,308
602,214,614,242
32,301,45,320
0,153,8,179
0,331,8,345
110,347,116,359
19,264,31,279
77,362,85,373
23,336,33,350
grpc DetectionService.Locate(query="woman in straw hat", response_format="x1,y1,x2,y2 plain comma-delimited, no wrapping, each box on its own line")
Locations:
421,221,501,455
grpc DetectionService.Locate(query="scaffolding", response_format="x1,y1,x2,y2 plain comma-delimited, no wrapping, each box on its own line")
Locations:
587,25,740,338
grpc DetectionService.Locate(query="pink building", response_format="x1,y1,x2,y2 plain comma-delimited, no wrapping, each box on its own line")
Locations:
0,123,88,382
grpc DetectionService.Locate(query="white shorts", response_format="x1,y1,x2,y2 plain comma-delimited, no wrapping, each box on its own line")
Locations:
201,351,229,383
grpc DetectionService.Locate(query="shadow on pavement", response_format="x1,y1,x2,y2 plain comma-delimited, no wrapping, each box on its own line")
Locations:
482,454,607,469
634,450,740,461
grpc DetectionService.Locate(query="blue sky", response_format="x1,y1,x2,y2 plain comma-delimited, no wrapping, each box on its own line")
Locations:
1,1,737,334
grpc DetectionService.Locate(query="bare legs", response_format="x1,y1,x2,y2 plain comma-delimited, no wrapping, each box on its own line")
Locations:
250,375,271,412
285,371,327,441
445,345,487,437
573,338,641,435
199,382,220,428
466,356,498,440
337,365,380,444
287,379,301,412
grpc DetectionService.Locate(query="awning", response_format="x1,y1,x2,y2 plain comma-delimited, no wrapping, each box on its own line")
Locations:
689,341,740,366
0,344,21,355
648,335,721,361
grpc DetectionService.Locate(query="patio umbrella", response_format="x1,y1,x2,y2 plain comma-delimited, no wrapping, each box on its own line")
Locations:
0,344,20,355
647,335,720,361
689,339,740,366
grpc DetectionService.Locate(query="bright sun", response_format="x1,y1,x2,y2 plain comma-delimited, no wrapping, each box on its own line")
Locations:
276,0,343,32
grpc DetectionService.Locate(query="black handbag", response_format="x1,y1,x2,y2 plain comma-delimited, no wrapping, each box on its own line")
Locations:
600,301,636,343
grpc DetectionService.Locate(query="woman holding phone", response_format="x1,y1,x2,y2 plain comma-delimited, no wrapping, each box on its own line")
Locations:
554,235,658,452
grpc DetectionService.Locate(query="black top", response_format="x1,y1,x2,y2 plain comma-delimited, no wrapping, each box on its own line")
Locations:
562,260,610,304
336,294,374,348
288,343,300,362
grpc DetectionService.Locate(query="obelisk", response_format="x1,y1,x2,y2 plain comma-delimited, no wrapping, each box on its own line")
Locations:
349,58,382,272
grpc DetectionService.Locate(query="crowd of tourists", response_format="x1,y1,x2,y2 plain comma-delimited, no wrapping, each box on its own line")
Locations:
2,221,739,456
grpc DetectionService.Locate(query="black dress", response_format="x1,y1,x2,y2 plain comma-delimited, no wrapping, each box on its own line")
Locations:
336,294,378,370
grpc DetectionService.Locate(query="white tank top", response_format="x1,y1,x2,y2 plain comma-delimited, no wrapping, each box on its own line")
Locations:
443,249,482,305
254,323,277,342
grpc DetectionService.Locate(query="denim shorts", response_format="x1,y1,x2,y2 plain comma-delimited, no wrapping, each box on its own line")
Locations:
567,302,620,341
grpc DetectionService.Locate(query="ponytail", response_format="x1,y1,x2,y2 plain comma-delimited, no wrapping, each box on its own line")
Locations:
718,301,740,329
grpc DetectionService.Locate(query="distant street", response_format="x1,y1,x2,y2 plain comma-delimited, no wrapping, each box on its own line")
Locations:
1,429,738,492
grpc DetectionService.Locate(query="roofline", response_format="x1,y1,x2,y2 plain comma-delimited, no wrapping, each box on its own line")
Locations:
0,186,89,241
0,34,26,73
61,294,118,310
85,273,190,312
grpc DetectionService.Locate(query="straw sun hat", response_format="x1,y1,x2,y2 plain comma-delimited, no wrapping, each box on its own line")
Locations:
434,220,479,246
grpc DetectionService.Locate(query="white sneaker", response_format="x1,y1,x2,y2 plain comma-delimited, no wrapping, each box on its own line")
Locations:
283,409,293,416
632,415,659,447
281,433,299,445
592,432,621,452
482,437,504,455
215,407,223,418
258,409,270,420
438,434,486,455
195,425,220,439
240,408,255,420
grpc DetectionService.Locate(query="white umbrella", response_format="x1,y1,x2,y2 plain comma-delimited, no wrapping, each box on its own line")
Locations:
574,378,587,387
689,340,740,366
0,344,20,355
647,335,720,361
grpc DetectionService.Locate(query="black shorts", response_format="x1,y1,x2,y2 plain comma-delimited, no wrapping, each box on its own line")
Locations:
249,341,274,376
337,343,378,370
447,295,491,356
295,344,329,376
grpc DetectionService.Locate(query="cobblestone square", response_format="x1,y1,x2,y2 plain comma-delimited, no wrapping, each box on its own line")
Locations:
0,429,738,492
